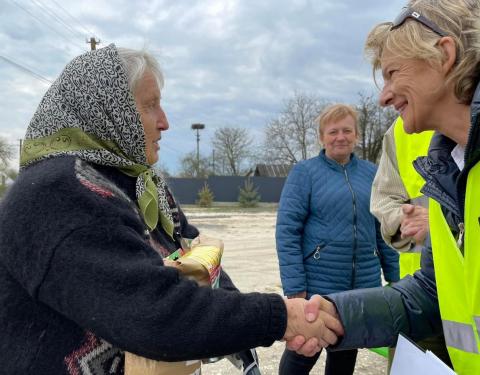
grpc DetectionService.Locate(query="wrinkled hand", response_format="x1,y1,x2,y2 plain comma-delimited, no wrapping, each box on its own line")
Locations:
284,291,313,355
400,204,429,244
283,295,344,357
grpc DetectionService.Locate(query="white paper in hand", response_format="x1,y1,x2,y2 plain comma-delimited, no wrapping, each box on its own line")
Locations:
390,334,456,375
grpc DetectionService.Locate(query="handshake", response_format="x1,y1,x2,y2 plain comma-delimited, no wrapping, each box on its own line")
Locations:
282,295,344,357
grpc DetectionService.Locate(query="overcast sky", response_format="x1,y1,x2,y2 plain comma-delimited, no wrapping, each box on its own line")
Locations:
0,0,405,174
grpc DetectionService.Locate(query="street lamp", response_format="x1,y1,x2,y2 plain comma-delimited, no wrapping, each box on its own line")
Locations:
191,123,205,177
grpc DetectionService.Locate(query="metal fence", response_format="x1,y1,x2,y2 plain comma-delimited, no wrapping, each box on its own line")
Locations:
167,176,286,204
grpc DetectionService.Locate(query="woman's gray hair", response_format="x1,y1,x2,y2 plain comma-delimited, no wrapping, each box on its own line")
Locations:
117,47,164,93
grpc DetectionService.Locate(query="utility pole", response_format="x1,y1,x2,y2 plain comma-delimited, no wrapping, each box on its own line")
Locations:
86,37,101,50
191,123,205,177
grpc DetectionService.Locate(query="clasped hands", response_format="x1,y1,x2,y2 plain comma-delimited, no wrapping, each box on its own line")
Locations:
282,294,344,357
400,204,429,244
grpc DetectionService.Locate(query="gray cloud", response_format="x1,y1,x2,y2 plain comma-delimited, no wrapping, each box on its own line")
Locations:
0,0,405,171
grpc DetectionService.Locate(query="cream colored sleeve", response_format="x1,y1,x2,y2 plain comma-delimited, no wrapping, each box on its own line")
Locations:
370,124,411,252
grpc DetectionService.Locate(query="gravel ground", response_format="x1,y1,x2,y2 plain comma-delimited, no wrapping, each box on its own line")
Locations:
184,209,388,375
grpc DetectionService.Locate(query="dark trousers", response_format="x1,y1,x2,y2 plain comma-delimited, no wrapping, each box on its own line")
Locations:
279,347,358,375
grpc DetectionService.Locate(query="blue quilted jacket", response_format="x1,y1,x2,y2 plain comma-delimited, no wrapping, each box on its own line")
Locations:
276,150,399,297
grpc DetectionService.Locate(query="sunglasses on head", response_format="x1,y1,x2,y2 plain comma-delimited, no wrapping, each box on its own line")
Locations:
391,7,448,37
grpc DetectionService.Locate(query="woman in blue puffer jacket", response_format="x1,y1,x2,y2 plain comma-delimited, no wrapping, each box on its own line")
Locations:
276,103,399,375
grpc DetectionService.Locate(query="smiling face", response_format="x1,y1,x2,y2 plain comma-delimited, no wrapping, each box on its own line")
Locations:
133,70,169,165
379,49,447,134
320,115,358,165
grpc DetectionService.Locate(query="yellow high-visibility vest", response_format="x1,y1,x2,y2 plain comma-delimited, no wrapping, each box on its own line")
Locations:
393,117,434,278
429,162,480,373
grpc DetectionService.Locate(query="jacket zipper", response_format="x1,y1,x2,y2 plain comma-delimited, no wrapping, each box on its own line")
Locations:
305,245,322,260
343,166,358,289
457,222,465,249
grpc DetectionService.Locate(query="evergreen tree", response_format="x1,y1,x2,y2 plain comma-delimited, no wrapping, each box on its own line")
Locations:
197,182,214,207
238,178,260,208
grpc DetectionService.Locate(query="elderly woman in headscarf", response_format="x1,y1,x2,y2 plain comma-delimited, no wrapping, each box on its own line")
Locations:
0,45,342,374
305,1,480,374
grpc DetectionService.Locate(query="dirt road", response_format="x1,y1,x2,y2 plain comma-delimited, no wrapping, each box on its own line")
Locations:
185,209,387,375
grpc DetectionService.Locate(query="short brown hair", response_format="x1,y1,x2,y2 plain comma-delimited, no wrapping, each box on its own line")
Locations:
365,0,480,104
315,104,359,136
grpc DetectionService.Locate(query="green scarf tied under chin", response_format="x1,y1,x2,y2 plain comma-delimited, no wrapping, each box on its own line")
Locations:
124,167,174,237
21,127,175,237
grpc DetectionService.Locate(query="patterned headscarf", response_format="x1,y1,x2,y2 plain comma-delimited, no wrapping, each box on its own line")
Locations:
21,44,179,238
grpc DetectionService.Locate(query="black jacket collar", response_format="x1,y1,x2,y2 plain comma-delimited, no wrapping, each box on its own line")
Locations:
414,81,480,223
414,133,461,219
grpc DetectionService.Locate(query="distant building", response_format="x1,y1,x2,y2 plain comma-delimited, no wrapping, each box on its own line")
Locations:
253,164,292,177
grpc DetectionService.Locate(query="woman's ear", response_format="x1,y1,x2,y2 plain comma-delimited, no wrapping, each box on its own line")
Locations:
437,36,457,75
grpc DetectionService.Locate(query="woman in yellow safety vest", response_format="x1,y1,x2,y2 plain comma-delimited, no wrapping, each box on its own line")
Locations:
305,1,480,374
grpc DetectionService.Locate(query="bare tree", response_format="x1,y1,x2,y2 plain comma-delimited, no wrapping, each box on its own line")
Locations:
0,139,16,197
0,167,18,197
178,152,211,178
356,93,397,163
0,137,13,168
154,162,171,178
263,93,326,164
212,127,253,176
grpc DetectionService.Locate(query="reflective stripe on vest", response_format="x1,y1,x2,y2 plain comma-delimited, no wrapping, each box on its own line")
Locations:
429,161,480,373
442,320,478,354
394,117,433,277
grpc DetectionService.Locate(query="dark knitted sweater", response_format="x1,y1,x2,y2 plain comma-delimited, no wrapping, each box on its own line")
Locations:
0,156,287,374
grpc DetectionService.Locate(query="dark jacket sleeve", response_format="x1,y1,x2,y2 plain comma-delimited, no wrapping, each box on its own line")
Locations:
275,163,311,296
326,240,442,350
375,219,400,282
35,219,284,360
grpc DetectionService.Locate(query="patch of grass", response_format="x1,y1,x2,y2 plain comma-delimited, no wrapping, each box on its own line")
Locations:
182,202,278,213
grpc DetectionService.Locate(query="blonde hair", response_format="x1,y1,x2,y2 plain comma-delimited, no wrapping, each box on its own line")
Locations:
316,104,359,136
365,0,480,104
